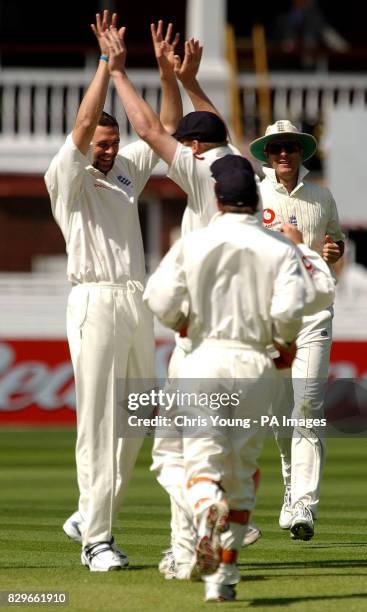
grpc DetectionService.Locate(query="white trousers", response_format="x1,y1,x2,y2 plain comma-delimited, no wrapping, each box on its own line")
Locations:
67,282,155,546
178,341,275,512
272,309,332,515
153,340,276,565
152,340,195,564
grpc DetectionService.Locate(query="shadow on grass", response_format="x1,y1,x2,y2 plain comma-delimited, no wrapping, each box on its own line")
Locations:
239,559,367,570
246,593,367,607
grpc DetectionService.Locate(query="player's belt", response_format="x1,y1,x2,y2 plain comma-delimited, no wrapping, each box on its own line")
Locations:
72,280,144,292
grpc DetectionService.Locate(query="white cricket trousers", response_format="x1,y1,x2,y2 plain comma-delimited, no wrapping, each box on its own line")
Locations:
152,339,195,565
272,308,332,515
178,340,276,513
67,282,155,546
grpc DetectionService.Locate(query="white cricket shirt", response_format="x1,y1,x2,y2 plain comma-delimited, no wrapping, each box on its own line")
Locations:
167,142,240,235
144,213,307,346
260,165,345,254
44,135,158,284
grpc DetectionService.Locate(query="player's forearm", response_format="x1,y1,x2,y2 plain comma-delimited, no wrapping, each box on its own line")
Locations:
159,74,183,134
111,69,161,141
73,60,110,151
181,76,220,116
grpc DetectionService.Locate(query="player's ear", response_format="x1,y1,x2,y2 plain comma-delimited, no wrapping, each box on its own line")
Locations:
191,140,200,154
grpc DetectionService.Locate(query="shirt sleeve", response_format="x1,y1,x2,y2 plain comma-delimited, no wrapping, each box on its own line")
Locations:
143,239,189,331
118,140,160,196
296,244,336,314
44,134,88,229
271,246,306,342
326,190,345,242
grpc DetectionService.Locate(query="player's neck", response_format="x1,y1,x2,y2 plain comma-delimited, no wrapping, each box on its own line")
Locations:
276,173,298,194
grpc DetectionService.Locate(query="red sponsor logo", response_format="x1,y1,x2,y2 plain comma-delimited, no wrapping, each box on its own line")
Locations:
0,340,75,425
301,255,315,276
0,339,366,426
263,208,276,224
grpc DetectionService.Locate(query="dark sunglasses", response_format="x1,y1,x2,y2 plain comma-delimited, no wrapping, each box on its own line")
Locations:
266,141,300,155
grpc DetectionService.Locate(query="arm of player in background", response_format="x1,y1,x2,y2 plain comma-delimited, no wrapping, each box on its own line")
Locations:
143,239,189,331
281,223,336,314
151,21,183,134
297,243,336,313
174,38,230,137
105,25,178,165
271,246,306,344
72,10,117,155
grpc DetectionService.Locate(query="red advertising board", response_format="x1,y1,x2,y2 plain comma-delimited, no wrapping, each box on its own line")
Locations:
0,339,366,426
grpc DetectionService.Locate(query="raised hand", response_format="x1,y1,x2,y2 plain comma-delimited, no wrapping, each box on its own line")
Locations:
91,10,118,55
104,26,127,74
151,20,180,77
174,38,203,85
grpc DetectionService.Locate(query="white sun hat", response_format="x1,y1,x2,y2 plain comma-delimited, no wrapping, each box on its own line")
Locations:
249,120,318,163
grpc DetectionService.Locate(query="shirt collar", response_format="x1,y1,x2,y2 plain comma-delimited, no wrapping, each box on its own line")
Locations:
262,164,309,195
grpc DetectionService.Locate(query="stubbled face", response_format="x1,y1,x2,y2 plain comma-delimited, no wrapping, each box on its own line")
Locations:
92,125,120,174
265,138,302,183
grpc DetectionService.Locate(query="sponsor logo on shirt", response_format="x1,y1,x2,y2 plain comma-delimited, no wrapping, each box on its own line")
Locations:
263,208,281,230
117,175,132,186
301,255,314,276
263,208,276,224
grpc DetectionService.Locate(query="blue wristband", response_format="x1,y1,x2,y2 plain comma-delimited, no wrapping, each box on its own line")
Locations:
100,54,109,62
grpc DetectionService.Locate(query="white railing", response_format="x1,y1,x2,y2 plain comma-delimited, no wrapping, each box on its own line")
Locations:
0,68,162,173
238,72,367,137
1,68,367,172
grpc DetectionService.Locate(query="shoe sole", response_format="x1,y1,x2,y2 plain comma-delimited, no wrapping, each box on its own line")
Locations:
194,503,229,577
290,522,314,541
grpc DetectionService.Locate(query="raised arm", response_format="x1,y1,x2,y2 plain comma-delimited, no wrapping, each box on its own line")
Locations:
174,38,227,128
151,21,183,133
105,25,178,165
72,10,117,155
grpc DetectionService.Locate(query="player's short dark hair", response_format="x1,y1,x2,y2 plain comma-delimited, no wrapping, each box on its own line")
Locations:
98,111,119,130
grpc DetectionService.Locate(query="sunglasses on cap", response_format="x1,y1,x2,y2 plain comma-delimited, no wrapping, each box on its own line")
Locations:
266,141,301,155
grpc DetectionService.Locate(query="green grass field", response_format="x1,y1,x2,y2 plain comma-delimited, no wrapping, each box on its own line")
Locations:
0,429,366,612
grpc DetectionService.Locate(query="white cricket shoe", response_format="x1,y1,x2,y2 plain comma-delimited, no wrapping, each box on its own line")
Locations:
193,501,229,577
242,522,262,547
63,511,82,543
81,542,125,572
290,502,314,541
63,511,128,564
205,583,236,602
279,486,293,529
159,548,176,580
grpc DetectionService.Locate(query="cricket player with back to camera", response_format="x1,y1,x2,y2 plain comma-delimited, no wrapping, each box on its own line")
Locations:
144,154,312,602
102,20,260,580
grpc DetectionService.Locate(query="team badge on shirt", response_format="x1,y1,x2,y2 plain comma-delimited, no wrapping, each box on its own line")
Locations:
117,175,132,186
289,214,298,226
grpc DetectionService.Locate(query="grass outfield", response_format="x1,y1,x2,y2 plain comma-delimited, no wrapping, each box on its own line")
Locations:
0,430,366,612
